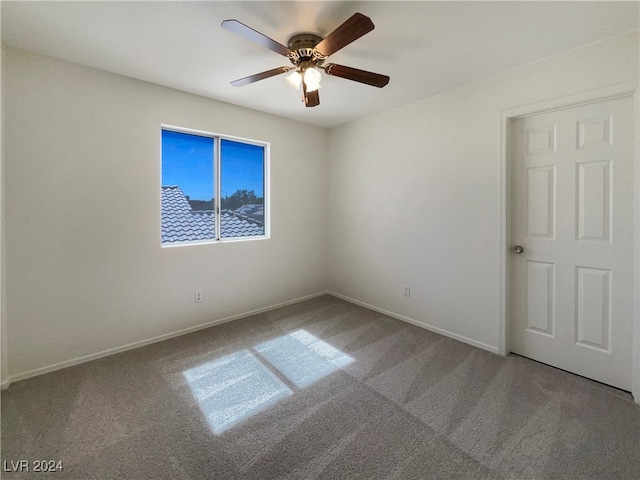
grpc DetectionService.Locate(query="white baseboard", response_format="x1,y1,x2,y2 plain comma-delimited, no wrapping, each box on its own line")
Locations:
4,291,330,386
328,291,499,355
4,290,499,387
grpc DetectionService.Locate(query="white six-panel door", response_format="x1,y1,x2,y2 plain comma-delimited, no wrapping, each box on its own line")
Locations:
510,96,634,391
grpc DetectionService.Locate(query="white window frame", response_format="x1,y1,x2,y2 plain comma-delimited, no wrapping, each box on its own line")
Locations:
161,124,270,247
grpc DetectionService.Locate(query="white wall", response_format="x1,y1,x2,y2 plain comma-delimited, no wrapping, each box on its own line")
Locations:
3,46,329,379
327,31,639,351
1,39,8,385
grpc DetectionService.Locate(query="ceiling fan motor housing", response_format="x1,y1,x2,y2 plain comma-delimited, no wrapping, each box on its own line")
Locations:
288,34,325,66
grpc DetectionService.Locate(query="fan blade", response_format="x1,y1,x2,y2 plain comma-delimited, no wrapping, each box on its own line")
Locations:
315,13,375,57
302,80,320,107
324,63,390,88
222,19,293,57
230,67,294,87
305,90,320,107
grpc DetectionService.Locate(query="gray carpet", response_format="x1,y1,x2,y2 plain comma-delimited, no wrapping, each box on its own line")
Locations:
2,295,639,479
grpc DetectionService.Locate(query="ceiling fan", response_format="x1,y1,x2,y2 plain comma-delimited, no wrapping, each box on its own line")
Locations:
221,13,390,108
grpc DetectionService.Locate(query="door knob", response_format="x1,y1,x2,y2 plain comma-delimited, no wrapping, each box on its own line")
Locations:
514,245,524,254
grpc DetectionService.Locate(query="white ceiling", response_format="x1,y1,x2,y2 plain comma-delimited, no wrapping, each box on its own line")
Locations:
2,1,638,128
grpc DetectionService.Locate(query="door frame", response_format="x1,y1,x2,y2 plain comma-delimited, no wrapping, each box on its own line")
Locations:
498,81,640,403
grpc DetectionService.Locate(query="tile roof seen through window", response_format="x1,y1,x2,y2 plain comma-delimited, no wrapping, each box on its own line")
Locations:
161,186,264,243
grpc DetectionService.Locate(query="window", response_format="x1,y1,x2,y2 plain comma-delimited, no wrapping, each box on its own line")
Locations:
161,127,267,245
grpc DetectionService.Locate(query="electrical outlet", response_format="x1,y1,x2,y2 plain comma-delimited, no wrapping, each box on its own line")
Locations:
194,292,203,303
403,285,411,297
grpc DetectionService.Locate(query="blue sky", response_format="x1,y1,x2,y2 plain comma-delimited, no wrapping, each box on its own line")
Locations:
162,130,264,201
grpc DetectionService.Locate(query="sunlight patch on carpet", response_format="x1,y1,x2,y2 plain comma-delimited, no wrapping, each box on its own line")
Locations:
184,330,354,434
183,350,293,434
254,329,355,388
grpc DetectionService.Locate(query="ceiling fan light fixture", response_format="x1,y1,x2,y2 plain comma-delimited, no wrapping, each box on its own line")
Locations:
285,70,302,90
303,67,322,92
